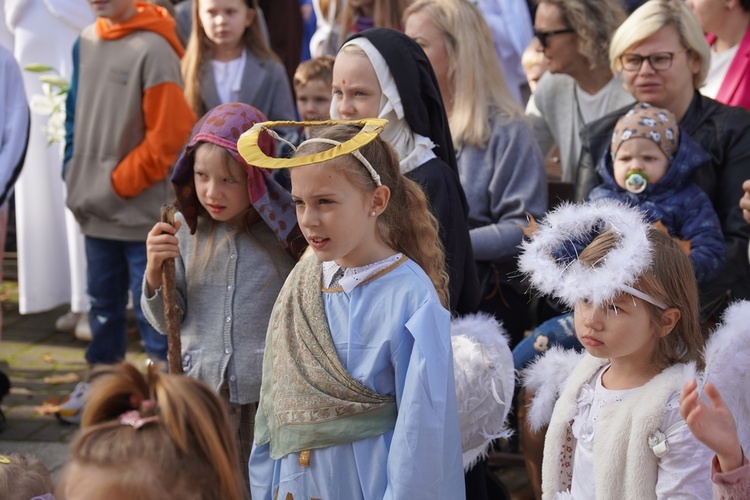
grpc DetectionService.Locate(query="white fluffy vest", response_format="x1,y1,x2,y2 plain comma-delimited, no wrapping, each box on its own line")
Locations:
541,354,686,499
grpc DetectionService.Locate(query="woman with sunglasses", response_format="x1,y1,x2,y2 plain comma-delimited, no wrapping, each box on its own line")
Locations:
525,0,633,184
578,0,750,322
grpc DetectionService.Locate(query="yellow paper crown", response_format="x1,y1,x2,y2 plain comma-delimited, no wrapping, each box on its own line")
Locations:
237,119,388,184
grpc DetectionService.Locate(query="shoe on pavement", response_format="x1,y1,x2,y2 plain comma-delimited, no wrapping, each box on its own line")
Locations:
55,382,91,425
55,310,80,333
74,313,92,342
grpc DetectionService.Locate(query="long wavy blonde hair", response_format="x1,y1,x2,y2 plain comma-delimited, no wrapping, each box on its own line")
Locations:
404,0,521,149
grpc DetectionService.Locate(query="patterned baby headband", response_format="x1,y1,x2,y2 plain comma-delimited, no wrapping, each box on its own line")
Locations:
236,119,388,187
119,409,159,430
519,199,665,309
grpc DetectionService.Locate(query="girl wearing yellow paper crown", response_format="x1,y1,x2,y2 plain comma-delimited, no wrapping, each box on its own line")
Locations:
239,119,465,499
141,103,306,491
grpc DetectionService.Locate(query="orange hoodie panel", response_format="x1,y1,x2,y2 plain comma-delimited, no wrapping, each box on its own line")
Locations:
96,2,184,57
111,82,196,198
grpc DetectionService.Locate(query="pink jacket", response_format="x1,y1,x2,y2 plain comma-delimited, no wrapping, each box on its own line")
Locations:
707,24,750,110
711,454,750,499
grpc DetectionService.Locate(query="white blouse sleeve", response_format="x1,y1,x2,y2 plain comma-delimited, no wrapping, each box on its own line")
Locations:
655,394,714,499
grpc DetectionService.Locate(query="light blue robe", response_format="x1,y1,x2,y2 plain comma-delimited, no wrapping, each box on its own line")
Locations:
248,259,465,499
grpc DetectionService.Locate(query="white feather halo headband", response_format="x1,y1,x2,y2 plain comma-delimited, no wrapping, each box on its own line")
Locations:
518,200,658,308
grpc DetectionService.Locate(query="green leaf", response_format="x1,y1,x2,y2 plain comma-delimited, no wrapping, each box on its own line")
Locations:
39,75,69,89
24,63,54,73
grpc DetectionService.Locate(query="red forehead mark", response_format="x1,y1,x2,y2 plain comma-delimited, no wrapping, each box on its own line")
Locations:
342,79,346,84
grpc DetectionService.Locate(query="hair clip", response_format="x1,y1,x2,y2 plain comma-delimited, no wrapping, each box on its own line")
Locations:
119,410,159,430
0,455,10,464
237,118,388,187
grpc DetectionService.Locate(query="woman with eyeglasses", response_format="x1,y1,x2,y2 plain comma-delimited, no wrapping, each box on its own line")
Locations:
525,0,633,184
577,0,750,322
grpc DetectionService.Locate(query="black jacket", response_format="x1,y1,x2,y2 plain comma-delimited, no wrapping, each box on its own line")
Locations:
577,92,750,315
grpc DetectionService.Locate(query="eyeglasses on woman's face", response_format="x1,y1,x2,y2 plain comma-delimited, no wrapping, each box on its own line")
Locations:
618,49,689,72
533,28,575,49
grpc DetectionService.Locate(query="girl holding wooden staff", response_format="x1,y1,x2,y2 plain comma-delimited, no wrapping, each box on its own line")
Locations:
141,102,305,489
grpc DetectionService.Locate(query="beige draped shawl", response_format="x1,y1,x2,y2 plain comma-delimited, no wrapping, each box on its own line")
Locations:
254,257,397,459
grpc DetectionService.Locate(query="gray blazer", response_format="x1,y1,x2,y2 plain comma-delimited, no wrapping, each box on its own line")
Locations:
200,50,296,122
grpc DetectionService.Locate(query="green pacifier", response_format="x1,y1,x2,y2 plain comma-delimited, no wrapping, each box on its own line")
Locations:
625,171,649,194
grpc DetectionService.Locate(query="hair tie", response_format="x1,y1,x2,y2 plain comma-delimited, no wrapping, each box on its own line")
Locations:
120,409,158,430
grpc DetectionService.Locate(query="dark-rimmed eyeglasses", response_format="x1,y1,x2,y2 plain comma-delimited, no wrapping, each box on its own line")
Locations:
533,28,575,49
618,50,688,72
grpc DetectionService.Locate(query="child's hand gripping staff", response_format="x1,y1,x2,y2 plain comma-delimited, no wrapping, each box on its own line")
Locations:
145,204,183,374
160,205,182,374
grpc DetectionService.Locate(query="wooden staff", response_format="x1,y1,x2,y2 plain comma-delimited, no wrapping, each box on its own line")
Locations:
160,204,183,374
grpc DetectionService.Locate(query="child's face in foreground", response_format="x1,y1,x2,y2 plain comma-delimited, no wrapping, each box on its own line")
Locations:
194,145,251,226
198,0,254,56
88,0,137,24
290,161,382,268
613,137,669,191
296,79,332,121
331,51,382,120
574,294,659,366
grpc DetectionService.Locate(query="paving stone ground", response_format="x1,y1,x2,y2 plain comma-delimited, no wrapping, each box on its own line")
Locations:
0,293,148,481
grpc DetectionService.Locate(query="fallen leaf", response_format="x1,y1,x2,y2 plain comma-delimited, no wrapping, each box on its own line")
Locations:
42,354,54,363
35,395,63,415
42,372,81,384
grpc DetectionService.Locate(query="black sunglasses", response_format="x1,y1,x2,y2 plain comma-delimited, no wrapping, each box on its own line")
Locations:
534,28,575,49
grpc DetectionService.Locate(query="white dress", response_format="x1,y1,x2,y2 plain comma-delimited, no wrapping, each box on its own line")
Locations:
4,0,93,313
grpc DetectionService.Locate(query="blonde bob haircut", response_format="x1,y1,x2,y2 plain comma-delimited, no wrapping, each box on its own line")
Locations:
404,0,521,149
609,0,710,89
537,0,626,69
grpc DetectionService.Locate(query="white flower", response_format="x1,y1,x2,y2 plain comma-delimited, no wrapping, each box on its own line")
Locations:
24,65,69,146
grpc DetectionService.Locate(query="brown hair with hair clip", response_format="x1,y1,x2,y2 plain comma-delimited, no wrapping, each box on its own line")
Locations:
58,363,243,500
578,227,704,372
0,452,53,500
295,123,450,309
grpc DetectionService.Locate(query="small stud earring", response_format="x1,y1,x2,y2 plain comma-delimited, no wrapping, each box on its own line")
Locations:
370,211,376,217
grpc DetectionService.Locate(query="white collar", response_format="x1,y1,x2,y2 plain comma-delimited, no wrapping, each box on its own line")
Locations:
322,253,403,292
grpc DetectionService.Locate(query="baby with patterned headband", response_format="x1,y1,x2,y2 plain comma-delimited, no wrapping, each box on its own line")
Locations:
589,101,724,285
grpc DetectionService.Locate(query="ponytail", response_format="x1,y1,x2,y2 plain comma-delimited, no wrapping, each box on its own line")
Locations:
61,363,243,500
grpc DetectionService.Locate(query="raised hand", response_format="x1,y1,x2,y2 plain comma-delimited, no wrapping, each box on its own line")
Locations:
680,379,744,473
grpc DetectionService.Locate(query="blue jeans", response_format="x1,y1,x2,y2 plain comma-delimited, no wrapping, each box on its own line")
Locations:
512,311,583,371
84,236,167,365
